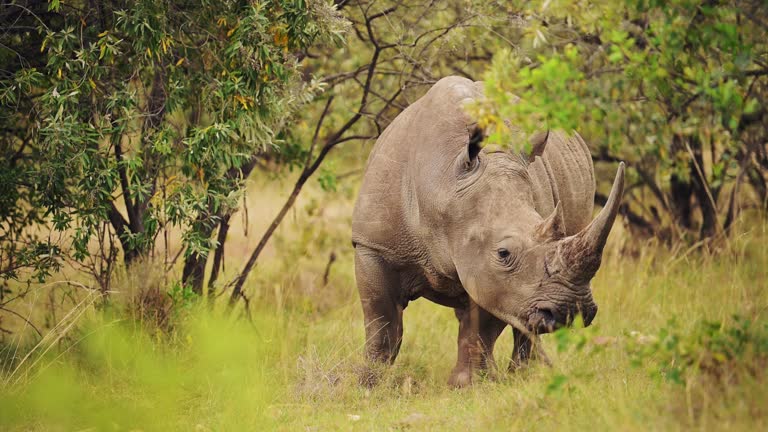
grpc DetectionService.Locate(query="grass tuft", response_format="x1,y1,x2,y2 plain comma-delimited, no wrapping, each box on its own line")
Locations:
1,191,766,430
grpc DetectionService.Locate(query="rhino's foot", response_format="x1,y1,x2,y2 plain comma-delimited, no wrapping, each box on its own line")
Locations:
449,301,507,388
482,363,502,381
534,346,551,366
357,363,385,388
449,361,504,387
447,367,473,388
509,329,551,372
509,353,551,372
508,357,533,372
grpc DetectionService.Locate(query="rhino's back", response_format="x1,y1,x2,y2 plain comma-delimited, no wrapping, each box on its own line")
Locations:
351,109,412,256
527,131,595,235
352,76,480,260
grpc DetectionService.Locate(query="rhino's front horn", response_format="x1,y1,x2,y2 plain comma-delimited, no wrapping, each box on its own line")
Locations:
561,162,625,281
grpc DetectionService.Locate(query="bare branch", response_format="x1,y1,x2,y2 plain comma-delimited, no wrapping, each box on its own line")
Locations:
228,9,386,305
0,306,43,338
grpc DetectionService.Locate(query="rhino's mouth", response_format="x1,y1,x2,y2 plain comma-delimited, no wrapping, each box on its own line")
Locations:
526,300,598,334
526,308,560,334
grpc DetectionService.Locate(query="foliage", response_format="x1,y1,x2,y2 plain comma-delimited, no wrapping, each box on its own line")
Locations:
223,0,509,302
3,0,767,305
1,2,766,429
1,214,767,430
0,313,286,430
295,0,501,150
629,315,768,386
0,0,345,288
474,0,768,239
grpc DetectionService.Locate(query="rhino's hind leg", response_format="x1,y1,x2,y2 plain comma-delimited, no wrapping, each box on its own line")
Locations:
509,328,550,371
448,300,507,388
355,246,405,375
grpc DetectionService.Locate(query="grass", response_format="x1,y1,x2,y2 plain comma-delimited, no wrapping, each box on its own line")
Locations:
1,174,767,431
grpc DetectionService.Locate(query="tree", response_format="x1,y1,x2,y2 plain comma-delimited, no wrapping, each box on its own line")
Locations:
474,0,767,240
0,0,345,295
224,0,505,305
4,0,765,314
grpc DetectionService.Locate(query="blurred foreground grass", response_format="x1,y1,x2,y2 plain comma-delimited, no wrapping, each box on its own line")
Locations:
1,176,767,431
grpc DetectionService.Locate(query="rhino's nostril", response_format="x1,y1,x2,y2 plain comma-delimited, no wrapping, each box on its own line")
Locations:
539,308,555,322
538,308,557,332
582,303,598,326
527,307,560,334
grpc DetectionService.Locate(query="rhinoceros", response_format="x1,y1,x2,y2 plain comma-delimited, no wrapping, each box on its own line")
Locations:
351,76,624,387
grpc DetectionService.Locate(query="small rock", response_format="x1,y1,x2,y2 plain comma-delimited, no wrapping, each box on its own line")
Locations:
399,412,427,426
630,331,657,345
592,336,618,346
401,375,414,395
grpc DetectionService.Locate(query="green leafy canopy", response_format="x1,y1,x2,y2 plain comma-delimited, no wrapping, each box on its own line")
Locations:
1,0,347,281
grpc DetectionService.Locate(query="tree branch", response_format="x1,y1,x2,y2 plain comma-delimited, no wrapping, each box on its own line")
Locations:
112,132,135,226
0,306,43,338
228,7,385,307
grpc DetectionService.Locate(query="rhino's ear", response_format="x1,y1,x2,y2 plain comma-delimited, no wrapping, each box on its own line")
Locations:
461,126,484,172
527,130,550,162
535,201,566,241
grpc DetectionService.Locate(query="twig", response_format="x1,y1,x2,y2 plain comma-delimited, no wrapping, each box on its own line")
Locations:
228,8,386,307
0,306,42,338
322,251,337,286
724,147,753,232
683,139,721,235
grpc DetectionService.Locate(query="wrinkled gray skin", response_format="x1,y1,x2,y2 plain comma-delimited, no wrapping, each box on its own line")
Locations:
352,76,625,387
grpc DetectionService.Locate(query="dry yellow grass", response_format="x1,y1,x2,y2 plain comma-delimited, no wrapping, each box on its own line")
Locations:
1,167,767,431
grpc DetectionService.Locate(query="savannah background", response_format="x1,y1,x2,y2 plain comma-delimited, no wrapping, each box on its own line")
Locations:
1,0,767,430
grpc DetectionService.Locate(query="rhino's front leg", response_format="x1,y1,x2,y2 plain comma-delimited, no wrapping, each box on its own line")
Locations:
355,246,404,371
448,300,507,388
509,328,550,371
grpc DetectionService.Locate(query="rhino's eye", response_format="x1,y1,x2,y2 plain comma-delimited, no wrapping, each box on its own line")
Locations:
495,245,522,270
496,248,520,269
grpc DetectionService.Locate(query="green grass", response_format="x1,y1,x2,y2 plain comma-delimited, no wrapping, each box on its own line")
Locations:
1,192,767,430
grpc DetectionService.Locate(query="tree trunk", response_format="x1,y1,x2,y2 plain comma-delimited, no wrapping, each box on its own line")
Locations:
748,164,767,208
669,173,693,230
207,214,231,298
108,203,147,265
687,137,719,239
668,135,694,230
181,248,208,296
693,175,718,239
181,158,259,296
180,213,231,297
